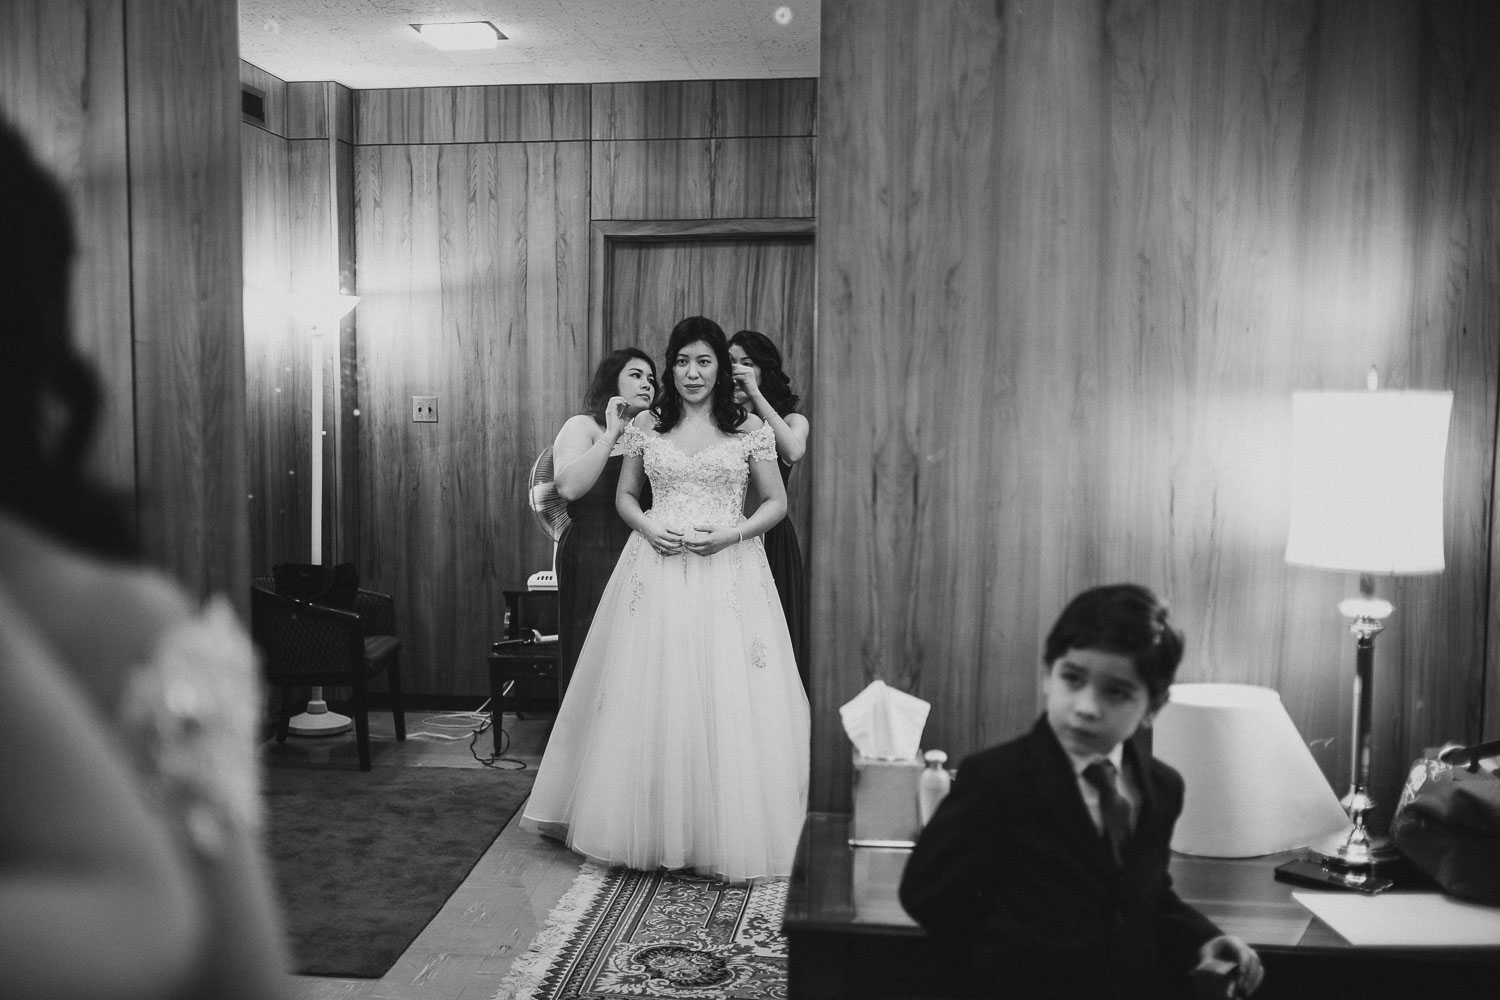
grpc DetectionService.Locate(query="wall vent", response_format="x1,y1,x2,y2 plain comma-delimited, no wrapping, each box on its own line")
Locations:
241,84,267,126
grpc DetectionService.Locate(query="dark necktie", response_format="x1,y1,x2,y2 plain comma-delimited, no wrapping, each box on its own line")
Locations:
1083,759,1131,866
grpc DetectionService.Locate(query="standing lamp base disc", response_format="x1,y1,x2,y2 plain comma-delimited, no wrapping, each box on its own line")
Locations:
288,708,353,737
1311,828,1400,868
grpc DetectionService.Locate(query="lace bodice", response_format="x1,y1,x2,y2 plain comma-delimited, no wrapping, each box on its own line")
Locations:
116,597,264,857
624,424,777,528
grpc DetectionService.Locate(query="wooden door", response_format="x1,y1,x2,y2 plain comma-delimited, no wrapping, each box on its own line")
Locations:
592,219,816,555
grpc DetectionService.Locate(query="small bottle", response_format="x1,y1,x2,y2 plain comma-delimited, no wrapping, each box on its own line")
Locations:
918,749,951,826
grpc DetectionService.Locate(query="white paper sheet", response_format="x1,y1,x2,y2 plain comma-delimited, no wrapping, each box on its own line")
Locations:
1292,891,1500,947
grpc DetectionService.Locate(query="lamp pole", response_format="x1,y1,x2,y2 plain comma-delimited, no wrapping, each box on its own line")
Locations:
1314,578,1398,867
287,296,358,738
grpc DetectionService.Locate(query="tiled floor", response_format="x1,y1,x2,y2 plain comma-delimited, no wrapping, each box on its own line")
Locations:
261,707,581,1000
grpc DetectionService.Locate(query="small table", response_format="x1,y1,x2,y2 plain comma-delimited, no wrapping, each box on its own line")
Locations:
781,812,1500,1000
486,589,560,755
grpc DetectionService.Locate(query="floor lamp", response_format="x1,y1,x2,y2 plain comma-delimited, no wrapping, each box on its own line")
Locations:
287,291,361,738
1284,370,1452,868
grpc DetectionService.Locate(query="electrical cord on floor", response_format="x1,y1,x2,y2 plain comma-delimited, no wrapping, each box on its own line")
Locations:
463,697,528,770
266,697,529,769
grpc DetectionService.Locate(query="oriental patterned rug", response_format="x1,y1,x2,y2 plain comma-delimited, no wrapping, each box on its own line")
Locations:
495,864,789,999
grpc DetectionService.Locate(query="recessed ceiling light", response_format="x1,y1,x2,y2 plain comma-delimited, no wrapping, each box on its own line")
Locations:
411,21,505,51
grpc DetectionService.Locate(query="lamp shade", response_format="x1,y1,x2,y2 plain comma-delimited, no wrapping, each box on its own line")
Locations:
288,291,360,330
1154,684,1349,857
1284,389,1452,574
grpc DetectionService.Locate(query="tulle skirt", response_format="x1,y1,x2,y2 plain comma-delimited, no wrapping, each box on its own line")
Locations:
522,530,810,883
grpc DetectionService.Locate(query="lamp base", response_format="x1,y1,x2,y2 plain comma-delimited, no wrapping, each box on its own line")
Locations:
287,697,353,737
1310,826,1400,868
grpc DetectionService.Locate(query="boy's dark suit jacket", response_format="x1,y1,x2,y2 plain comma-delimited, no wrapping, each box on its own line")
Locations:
899,716,1220,1000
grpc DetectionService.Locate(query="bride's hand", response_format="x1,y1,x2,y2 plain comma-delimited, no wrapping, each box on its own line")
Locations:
684,524,735,557
641,522,684,556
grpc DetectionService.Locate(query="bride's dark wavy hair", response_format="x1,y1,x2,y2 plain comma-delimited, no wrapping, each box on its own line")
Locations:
652,316,745,434
0,119,135,558
729,329,800,416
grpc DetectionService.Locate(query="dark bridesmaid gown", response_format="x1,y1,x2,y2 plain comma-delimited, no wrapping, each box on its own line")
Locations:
763,460,808,689
555,454,643,699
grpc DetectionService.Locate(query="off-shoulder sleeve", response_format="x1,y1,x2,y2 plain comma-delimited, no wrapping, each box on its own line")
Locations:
117,596,264,858
621,423,648,458
745,423,778,463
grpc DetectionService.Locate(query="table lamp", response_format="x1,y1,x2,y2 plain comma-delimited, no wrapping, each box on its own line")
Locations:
1154,684,1350,857
1284,370,1452,867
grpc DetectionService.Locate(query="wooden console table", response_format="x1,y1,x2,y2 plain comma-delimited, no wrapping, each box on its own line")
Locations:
781,812,1500,1000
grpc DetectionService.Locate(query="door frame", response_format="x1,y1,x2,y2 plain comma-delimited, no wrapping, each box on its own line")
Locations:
587,217,816,363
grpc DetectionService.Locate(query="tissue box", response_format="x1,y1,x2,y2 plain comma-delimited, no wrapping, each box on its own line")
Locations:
849,753,923,847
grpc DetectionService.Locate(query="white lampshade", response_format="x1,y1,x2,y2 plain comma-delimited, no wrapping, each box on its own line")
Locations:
1284,389,1452,574
288,291,360,330
1154,684,1350,857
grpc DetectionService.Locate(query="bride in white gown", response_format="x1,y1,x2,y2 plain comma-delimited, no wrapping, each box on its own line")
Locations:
523,316,810,883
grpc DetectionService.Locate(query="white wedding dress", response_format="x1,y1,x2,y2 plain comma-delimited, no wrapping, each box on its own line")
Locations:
522,423,810,882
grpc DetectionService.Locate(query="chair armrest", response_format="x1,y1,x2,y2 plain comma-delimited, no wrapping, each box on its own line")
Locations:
491,637,560,653
353,588,398,636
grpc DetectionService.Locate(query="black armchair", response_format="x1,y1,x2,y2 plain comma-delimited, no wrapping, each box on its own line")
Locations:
251,576,406,770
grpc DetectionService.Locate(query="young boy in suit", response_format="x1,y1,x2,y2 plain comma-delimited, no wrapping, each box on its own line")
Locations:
899,584,1263,999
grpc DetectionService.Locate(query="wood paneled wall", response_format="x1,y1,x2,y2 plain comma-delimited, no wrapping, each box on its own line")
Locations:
590,80,817,220
813,0,1500,816
3,0,246,608
329,80,815,698
353,139,592,692
242,68,359,573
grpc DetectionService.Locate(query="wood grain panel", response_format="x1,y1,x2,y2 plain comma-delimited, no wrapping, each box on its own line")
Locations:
592,137,815,220
240,58,287,137
816,0,1029,811
242,123,308,573
592,79,818,140
355,85,590,144
332,83,355,145
815,0,1500,817
1415,0,1500,746
0,0,134,498
591,81,716,139
591,138,715,219
283,80,354,144
1100,0,1344,777
286,80,327,139
124,0,247,604
355,142,590,695
714,79,818,138
711,137,817,218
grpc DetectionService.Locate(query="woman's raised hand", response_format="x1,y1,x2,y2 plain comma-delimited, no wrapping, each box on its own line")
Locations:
604,395,630,438
731,363,762,403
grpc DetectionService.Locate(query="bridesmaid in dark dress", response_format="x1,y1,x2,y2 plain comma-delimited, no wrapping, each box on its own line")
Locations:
729,330,810,688
551,348,657,698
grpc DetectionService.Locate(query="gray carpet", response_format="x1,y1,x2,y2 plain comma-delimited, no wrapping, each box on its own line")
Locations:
263,764,534,977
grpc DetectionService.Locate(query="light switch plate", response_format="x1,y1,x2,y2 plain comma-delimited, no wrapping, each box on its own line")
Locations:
412,396,438,422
